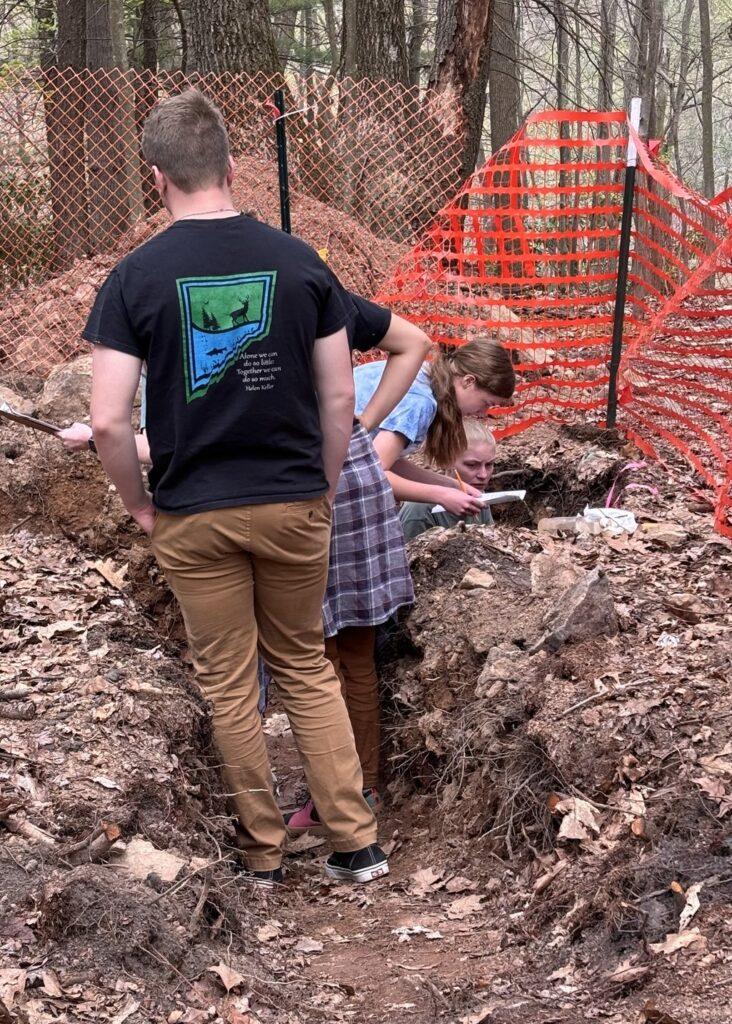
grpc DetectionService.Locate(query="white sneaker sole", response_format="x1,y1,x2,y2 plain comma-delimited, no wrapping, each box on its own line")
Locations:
325,860,390,884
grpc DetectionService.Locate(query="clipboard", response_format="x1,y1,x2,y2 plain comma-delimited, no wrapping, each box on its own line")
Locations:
431,489,526,514
0,401,61,436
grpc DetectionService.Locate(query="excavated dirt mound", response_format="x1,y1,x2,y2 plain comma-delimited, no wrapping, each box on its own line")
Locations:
375,434,732,1019
0,156,405,377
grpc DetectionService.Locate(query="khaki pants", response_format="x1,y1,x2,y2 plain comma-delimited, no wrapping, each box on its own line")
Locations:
151,496,377,870
325,627,380,790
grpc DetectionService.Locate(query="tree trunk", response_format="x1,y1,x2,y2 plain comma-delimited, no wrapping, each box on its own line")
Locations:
667,0,694,157
137,0,161,212
140,0,158,72
44,0,89,270
639,0,663,137
554,0,569,109
487,0,522,278
427,0,493,179
171,0,189,72
655,45,669,134
408,0,427,88
322,0,341,76
342,0,409,84
189,0,281,75
304,2,314,73
86,0,127,66
35,0,55,69
597,0,617,109
574,11,582,107
698,0,715,197
57,0,86,67
86,0,144,251
488,0,520,153
623,0,644,110
553,0,570,260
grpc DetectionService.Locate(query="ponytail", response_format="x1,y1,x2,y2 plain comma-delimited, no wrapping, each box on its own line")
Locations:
425,339,515,469
424,354,467,468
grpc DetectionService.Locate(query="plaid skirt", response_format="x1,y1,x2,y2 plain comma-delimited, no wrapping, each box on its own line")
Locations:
322,423,414,638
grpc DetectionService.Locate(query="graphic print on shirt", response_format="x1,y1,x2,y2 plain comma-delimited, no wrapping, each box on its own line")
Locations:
177,271,277,402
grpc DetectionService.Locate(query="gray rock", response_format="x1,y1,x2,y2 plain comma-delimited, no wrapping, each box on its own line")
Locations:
36,354,92,424
530,550,584,596
476,642,531,697
531,567,618,653
0,384,35,416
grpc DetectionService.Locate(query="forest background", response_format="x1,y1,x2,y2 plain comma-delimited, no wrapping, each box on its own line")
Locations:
0,0,729,202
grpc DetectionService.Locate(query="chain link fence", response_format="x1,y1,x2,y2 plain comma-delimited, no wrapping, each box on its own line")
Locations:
0,66,463,379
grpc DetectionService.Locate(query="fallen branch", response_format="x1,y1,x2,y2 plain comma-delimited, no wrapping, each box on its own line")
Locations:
5,815,56,845
188,869,211,936
561,680,648,717
0,702,35,721
62,821,122,866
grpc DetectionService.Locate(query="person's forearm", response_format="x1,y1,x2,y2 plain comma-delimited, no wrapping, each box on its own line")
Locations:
359,350,424,433
92,419,149,512
320,394,354,498
389,458,459,489
385,470,447,505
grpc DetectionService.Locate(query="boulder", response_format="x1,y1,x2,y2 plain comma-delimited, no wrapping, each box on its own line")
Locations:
36,354,92,424
531,567,618,653
0,384,35,416
530,549,584,596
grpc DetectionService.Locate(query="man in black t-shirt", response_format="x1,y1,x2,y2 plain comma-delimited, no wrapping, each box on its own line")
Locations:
86,89,386,886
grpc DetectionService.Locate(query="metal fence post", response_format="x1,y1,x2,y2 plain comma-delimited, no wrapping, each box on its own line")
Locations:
273,88,291,234
606,97,642,429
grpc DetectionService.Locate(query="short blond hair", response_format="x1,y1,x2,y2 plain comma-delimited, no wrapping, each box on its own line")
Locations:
142,89,230,193
463,418,496,448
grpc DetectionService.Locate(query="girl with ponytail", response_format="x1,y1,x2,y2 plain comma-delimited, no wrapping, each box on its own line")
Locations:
358,337,516,516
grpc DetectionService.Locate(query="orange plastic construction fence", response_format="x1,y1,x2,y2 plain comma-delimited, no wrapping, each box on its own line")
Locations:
376,110,732,535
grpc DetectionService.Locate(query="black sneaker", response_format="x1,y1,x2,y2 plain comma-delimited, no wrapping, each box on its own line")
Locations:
325,844,389,883
237,866,284,889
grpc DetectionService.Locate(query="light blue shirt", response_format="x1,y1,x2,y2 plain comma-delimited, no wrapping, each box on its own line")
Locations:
354,361,437,454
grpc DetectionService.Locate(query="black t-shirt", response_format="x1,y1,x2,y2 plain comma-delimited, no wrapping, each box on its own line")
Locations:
84,216,350,514
345,293,392,352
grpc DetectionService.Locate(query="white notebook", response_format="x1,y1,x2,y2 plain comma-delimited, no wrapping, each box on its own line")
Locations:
430,489,527,514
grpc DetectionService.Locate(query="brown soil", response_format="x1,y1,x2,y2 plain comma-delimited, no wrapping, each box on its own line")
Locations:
2,422,732,1024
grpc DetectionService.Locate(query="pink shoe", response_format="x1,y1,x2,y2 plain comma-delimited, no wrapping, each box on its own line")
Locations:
284,789,381,836
284,798,324,836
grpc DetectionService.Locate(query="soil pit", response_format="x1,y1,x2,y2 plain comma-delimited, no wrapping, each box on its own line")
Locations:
2,420,732,1023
